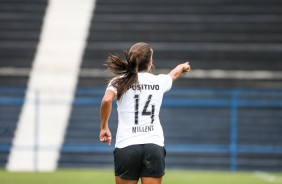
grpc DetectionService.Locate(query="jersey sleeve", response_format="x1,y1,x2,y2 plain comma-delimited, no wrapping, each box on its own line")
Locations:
158,74,173,92
106,78,117,94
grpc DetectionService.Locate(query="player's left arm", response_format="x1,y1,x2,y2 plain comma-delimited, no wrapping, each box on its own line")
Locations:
100,89,116,145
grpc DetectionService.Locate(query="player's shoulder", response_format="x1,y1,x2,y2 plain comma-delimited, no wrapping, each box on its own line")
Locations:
140,72,171,79
156,74,173,83
139,73,172,83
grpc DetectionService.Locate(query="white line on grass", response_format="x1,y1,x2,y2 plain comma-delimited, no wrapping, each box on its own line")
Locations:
254,171,282,183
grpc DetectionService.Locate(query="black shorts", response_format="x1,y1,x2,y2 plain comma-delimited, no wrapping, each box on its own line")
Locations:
113,144,166,180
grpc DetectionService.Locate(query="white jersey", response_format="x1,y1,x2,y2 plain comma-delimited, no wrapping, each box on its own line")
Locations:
107,73,172,148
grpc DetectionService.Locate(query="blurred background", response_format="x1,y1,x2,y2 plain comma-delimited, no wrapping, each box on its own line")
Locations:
0,0,282,173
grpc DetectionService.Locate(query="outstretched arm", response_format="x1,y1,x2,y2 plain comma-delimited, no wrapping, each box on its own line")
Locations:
168,62,191,82
100,90,116,145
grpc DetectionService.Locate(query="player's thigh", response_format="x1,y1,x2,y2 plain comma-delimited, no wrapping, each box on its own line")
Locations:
115,176,139,184
141,176,162,184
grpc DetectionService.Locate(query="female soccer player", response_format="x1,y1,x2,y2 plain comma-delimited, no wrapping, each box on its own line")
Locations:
100,42,190,184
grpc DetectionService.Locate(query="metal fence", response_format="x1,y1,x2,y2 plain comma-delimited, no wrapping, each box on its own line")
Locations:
0,87,282,171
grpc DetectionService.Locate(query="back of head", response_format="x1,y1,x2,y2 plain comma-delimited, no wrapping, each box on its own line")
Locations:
106,42,153,100
127,42,152,73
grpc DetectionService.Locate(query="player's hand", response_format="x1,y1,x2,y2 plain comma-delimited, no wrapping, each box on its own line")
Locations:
182,62,190,74
100,128,112,145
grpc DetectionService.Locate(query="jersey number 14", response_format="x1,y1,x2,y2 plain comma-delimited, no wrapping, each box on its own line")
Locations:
134,94,155,125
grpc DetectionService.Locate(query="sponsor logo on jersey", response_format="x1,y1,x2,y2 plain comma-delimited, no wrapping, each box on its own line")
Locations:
128,84,159,90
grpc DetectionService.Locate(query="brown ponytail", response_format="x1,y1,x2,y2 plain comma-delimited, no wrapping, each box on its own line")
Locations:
105,42,152,100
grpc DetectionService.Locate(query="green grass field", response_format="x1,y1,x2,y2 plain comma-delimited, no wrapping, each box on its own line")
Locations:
1,169,282,184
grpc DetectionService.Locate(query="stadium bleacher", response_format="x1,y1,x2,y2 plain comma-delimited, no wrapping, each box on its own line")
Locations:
0,0,47,86
0,0,281,171
80,0,282,88
59,0,282,171
0,0,47,167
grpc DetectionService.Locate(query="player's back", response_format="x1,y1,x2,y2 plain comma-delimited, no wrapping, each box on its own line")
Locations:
115,72,172,148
